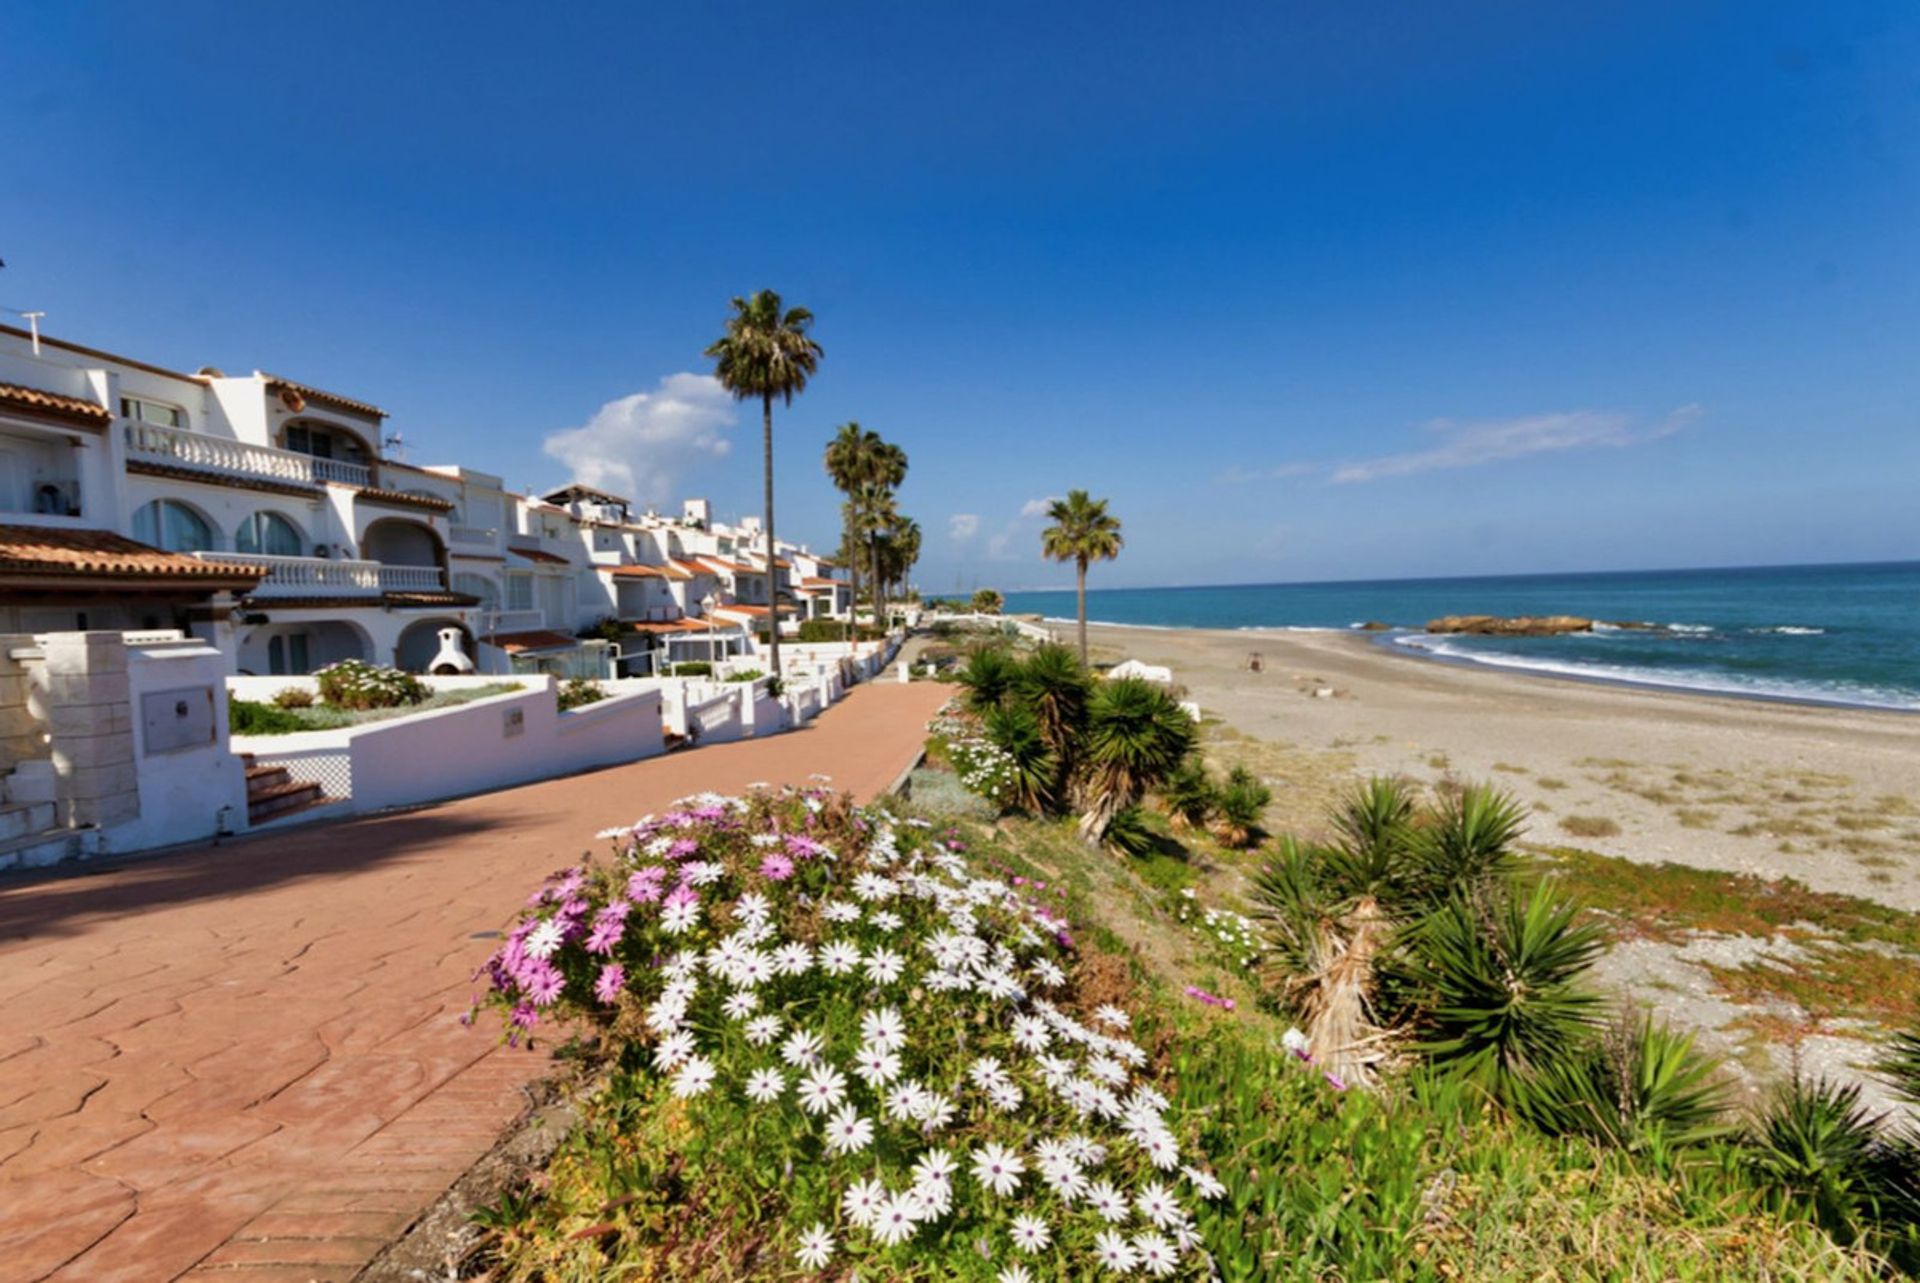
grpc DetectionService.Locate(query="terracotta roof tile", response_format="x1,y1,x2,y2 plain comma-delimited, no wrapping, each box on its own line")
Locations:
508,546,571,565
127,459,324,500
0,525,264,582
356,486,456,512
799,576,843,588
480,629,580,653
609,562,692,581
0,381,111,428
261,374,386,421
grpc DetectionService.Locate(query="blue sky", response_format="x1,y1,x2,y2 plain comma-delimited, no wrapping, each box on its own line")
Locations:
3,2,1916,591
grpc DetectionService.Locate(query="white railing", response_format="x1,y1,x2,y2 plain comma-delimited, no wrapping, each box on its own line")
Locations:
449,524,498,547
484,608,546,634
126,421,372,489
194,552,446,597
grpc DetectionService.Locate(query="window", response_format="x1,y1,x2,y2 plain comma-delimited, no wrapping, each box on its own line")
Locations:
267,633,311,676
120,396,184,428
283,421,368,465
505,572,534,611
234,511,303,557
132,499,216,553
453,573,499,606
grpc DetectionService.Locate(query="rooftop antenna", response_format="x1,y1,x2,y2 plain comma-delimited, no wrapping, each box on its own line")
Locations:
381,429,407,463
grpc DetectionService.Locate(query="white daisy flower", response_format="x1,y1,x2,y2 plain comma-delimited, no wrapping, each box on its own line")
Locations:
822,901,862,923
863,947,906,985
780,1029,826,1067
987,1081,1024,1112
912,1147,958,1192
661,898,701,934
744,1014,782,1046
853,1045,902,1087
1008,1212,1052,1254
998,1266,1034,1283
1183,1165,1227,1200
1088,1180,1131,1223
819,941,861,975
798,1063,848,1115
744,1067,786,1103
1135,1182,1182,1229
1133,1231,1178,1277
523,918,565,959
883,1080,929,1124
860,1006,907,1053
915,1091,956,1131
795,1222,834,1270
1093,1228,1139,1272
671,1055,716,1098
842,1176,887,1228
969,1142,1025,1197
1031,958,1066,987
774,942,813,975
734,890,771,922
869,1193,921,1247
722,990,760,1020
652,1029,696,1070
1011,1015,1052,1052
823,1105,875,1155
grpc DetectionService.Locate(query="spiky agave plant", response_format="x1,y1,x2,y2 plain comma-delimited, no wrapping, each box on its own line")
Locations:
1210,765,1272,850
1076,677,1195,844
982,702,1058,814
955,645,1019,712
1407,880,1605,1099
1514,1010,1730,1154
1746,1075,1892,1251
1879,1026,1920,1110
1103,805,1158,858
1158,756,1217,832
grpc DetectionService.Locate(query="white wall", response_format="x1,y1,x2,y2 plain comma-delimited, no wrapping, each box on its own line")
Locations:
114,638,251,851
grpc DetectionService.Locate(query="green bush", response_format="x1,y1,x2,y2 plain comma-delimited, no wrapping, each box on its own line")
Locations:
723,668,765,683
228,698,306,735
557,678,607,711
671,661,713,677
271,686,315,709
314,659,427,711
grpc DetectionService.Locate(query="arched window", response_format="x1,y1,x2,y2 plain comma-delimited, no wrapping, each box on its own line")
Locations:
452,573,499,607
235,511,303,556
132,499,216,553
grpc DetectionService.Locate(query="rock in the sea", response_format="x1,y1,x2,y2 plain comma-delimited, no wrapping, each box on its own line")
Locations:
1425,614,1594,636
1356,621,1393,632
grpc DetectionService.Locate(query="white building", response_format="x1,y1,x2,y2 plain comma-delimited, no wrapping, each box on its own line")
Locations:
0,322,850,680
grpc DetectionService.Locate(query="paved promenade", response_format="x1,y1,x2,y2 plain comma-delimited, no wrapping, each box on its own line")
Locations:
0,680,951,1283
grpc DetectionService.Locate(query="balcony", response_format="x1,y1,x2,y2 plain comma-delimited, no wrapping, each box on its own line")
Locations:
127,421,372,489
449,523,498,548
199,552,445,598
483,608,547,633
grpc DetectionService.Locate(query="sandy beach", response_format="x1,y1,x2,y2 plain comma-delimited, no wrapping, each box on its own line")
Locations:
1081,622,1920,912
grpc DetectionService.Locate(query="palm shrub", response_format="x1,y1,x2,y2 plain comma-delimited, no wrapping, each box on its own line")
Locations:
1880,1026,1920,1109
1210,766,1272,849
954,646,1018,712
1103,804,1158,858
1746,1076,1891,1252
1076,677,1196,844
1512,1010,1729,1154
1406,785,1529,904
1010,643,1091,759
981,702,1058,814
1159,758,1218,832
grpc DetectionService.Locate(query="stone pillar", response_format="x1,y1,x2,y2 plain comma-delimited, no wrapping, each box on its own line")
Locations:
0,634,47,772
33,632,140,829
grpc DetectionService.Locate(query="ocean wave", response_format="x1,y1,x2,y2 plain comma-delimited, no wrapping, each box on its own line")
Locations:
1749,625,1827,636
1389,634,1918,712
1665,623,1715,634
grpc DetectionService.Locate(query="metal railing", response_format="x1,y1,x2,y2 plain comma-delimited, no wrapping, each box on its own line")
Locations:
449,523,498,547
196,552,445,597
484,608,546,634
126,421,372,488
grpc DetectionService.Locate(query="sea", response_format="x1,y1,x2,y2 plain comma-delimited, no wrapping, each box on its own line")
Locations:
1001,561,1920,713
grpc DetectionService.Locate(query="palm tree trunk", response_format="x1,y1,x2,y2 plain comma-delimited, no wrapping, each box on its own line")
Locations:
844,507,860,650
871,531,885,636
762,392,780,692
1076,557,1089,663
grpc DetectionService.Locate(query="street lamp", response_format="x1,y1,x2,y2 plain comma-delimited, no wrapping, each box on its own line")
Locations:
702,592,718,669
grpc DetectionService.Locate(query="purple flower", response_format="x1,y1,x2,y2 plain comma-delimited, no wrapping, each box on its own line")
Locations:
664,884,699,911
668,837,700,860
585,911,626,956
594,963,626,1004
628,867,667,903
786,835,827,860
760,853,795,882
525,961,566,1007
1323,1071,1348,1092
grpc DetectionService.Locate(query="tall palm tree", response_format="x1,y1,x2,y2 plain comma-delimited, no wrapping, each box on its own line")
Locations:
1041,489,1124,663
865,441,908,629
705,291,822,685
853,480,898,626
824,423,879,644
885,514,921,605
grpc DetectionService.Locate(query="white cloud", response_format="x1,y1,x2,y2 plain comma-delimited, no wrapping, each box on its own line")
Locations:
1217,462,1318,484
1330,405,1700,484
1019,496,1061,518
541,373,737,505
948,513,980,540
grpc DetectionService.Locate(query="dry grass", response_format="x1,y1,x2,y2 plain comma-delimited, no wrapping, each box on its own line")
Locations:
1559,815,1621,838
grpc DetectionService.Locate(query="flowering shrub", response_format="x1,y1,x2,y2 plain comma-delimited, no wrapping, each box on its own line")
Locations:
1175,889,1265,972
313,658,428,710
478,789,1225,1279
928,701,1018,809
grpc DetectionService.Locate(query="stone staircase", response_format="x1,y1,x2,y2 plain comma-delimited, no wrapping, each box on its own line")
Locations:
0,760,86,871
242,756,328,826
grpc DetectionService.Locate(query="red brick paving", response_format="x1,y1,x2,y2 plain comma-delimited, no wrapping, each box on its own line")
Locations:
0,680,949,1282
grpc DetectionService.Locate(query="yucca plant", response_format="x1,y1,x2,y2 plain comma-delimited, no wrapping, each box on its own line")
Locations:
1879,1026,1920,1110
1011,643,1092,756
1211,766,1272,850
1514,1011,1730,1154
1408,880,1604,1098
1159,757,1218,832
1747,1075,1890,1251
955,645,1018,712
1103,805,1158,858
1076,677,1195,844
982,702,1058,814
1405,784,1529,906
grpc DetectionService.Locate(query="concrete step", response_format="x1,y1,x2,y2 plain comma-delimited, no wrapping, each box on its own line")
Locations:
248,794,342,830
245,764,292,794
0,802,58,843
247,778,322,824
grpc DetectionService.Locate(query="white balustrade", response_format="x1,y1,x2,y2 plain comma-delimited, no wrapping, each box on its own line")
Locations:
449,523,498,546
194,552,447,597
126,421,372,489
484,609,546,634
